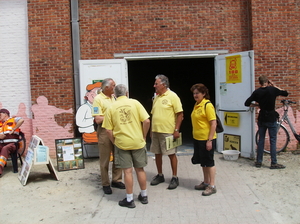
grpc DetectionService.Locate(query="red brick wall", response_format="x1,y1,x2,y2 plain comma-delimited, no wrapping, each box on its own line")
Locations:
28,0,74,129
79,0,252,59
28,0,299,125
251,0,300,110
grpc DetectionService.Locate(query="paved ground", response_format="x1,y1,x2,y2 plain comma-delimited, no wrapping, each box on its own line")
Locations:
1,149,300,224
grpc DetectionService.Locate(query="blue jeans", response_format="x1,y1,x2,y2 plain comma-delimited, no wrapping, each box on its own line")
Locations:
257,121,278,164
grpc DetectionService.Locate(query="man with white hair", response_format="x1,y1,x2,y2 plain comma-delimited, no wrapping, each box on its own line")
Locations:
92,78,124,194
103,84,150,208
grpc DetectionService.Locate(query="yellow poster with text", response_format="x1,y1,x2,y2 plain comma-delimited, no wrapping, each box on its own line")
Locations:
226,55,242,83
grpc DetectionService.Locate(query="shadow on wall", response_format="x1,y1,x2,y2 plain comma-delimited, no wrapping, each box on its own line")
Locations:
31,96,73,156
0,96,74,157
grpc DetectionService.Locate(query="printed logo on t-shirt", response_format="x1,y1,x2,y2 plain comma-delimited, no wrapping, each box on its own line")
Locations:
162,99,168,105
119,108,131,124
93,107,99,114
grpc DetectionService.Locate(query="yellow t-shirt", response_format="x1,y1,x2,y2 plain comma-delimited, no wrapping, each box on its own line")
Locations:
191,99,217,141
102,96,150,150
92,92,115,116
151,89,183,133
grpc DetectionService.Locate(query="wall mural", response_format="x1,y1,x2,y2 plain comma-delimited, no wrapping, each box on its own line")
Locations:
31,96,73,155
1,94,299,158
75,82,101,143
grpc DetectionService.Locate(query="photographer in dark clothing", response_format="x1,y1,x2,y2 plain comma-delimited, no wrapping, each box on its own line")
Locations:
245,75,288,169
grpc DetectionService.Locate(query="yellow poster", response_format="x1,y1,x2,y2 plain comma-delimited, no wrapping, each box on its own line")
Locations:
223,134,241,151
224,112,240,127
226,55,242,83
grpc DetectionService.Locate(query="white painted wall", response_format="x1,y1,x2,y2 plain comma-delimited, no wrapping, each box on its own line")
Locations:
0,0,31,118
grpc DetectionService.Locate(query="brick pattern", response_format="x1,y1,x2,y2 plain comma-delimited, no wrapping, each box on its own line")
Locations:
251,0,300,110
28,0,74,129
26,0,299,142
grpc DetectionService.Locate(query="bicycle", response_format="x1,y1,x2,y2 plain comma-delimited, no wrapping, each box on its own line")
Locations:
255,99,300,154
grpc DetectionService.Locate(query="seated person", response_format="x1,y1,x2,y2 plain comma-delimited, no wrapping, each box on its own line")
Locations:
0,109,24,177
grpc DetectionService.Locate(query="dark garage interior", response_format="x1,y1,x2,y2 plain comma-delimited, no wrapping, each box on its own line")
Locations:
128,58,215,146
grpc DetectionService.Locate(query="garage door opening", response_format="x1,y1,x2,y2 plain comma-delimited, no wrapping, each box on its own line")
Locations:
127,58,215,147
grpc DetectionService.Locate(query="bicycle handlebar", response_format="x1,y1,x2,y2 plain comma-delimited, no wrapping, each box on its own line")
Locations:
281,99,297,105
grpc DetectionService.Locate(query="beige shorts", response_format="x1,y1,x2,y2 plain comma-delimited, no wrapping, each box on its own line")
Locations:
150,132,177,155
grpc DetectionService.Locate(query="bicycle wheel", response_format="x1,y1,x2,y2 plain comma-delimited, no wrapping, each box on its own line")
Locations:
255,124,290,154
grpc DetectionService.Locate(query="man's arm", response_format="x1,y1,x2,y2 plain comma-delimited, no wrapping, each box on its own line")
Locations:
105,129,114,144
244,93,259,107
11,118,24,134
173,111,184,139
94,115,104,125
142,118,150,140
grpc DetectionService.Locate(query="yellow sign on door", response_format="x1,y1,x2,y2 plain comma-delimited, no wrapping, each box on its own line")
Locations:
226,55,242,83
224,134,241,151
224,112,240,127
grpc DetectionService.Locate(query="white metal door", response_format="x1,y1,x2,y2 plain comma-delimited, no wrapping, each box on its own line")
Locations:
79,59,128,104
215,51,255,158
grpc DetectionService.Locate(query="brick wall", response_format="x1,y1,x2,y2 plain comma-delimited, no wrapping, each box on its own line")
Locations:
79,0,252,58
251,0,300,110
26,0,300,152
27,0,74,129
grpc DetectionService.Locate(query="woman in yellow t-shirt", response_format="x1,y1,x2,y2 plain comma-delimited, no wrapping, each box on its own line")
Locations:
190,83,217,196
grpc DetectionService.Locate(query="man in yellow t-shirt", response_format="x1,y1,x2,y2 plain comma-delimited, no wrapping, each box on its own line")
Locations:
150,74,183,190
103,84,150,208
92,78,124,195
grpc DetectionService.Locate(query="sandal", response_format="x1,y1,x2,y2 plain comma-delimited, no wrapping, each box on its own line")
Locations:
270,163,286,169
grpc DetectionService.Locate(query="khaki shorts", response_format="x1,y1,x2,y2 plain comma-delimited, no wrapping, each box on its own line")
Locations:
114,145,148,169
150,132,177,155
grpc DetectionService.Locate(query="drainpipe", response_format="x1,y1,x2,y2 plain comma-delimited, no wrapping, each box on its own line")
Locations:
70,0,81,110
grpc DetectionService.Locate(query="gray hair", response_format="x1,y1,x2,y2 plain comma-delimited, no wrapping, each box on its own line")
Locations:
155,74,170,88
101,78,114,90
114,84,128,97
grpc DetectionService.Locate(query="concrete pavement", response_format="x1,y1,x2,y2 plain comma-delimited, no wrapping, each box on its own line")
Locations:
1,148,299,224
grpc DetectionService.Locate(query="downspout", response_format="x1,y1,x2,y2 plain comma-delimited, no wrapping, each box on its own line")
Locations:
70,0,81,110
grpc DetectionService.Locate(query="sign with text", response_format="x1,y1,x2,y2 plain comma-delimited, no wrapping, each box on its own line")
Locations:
226,55,242,83
224,112,240,127
55,138,85,171
223,134,241,151
18,135,59,186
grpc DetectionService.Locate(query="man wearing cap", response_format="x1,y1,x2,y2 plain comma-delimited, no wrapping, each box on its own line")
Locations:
92,78,124,194
0,109,24,177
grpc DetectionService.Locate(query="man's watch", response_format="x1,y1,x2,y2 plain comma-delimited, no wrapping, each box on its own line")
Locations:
174,129,179,132
207,139,213,142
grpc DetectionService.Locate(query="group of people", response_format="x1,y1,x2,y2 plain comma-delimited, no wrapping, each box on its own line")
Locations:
91,74,218,209
0,73,287,209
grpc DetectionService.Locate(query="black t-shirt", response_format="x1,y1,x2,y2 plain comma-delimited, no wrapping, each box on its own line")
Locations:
244,86,288,122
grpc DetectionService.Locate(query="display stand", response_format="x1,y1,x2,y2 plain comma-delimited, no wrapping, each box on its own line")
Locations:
18,135,59,186
55,137,85,171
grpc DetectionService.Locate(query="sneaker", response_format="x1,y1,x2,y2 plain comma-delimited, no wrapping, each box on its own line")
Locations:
270,163,286,169
195,182,208,190
167,177,179,190
255,162,262,168
150,174,165,186
111,181,126,189
138,194,148,204
202,185,217,196
103,186,112,195
118,198,136,208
